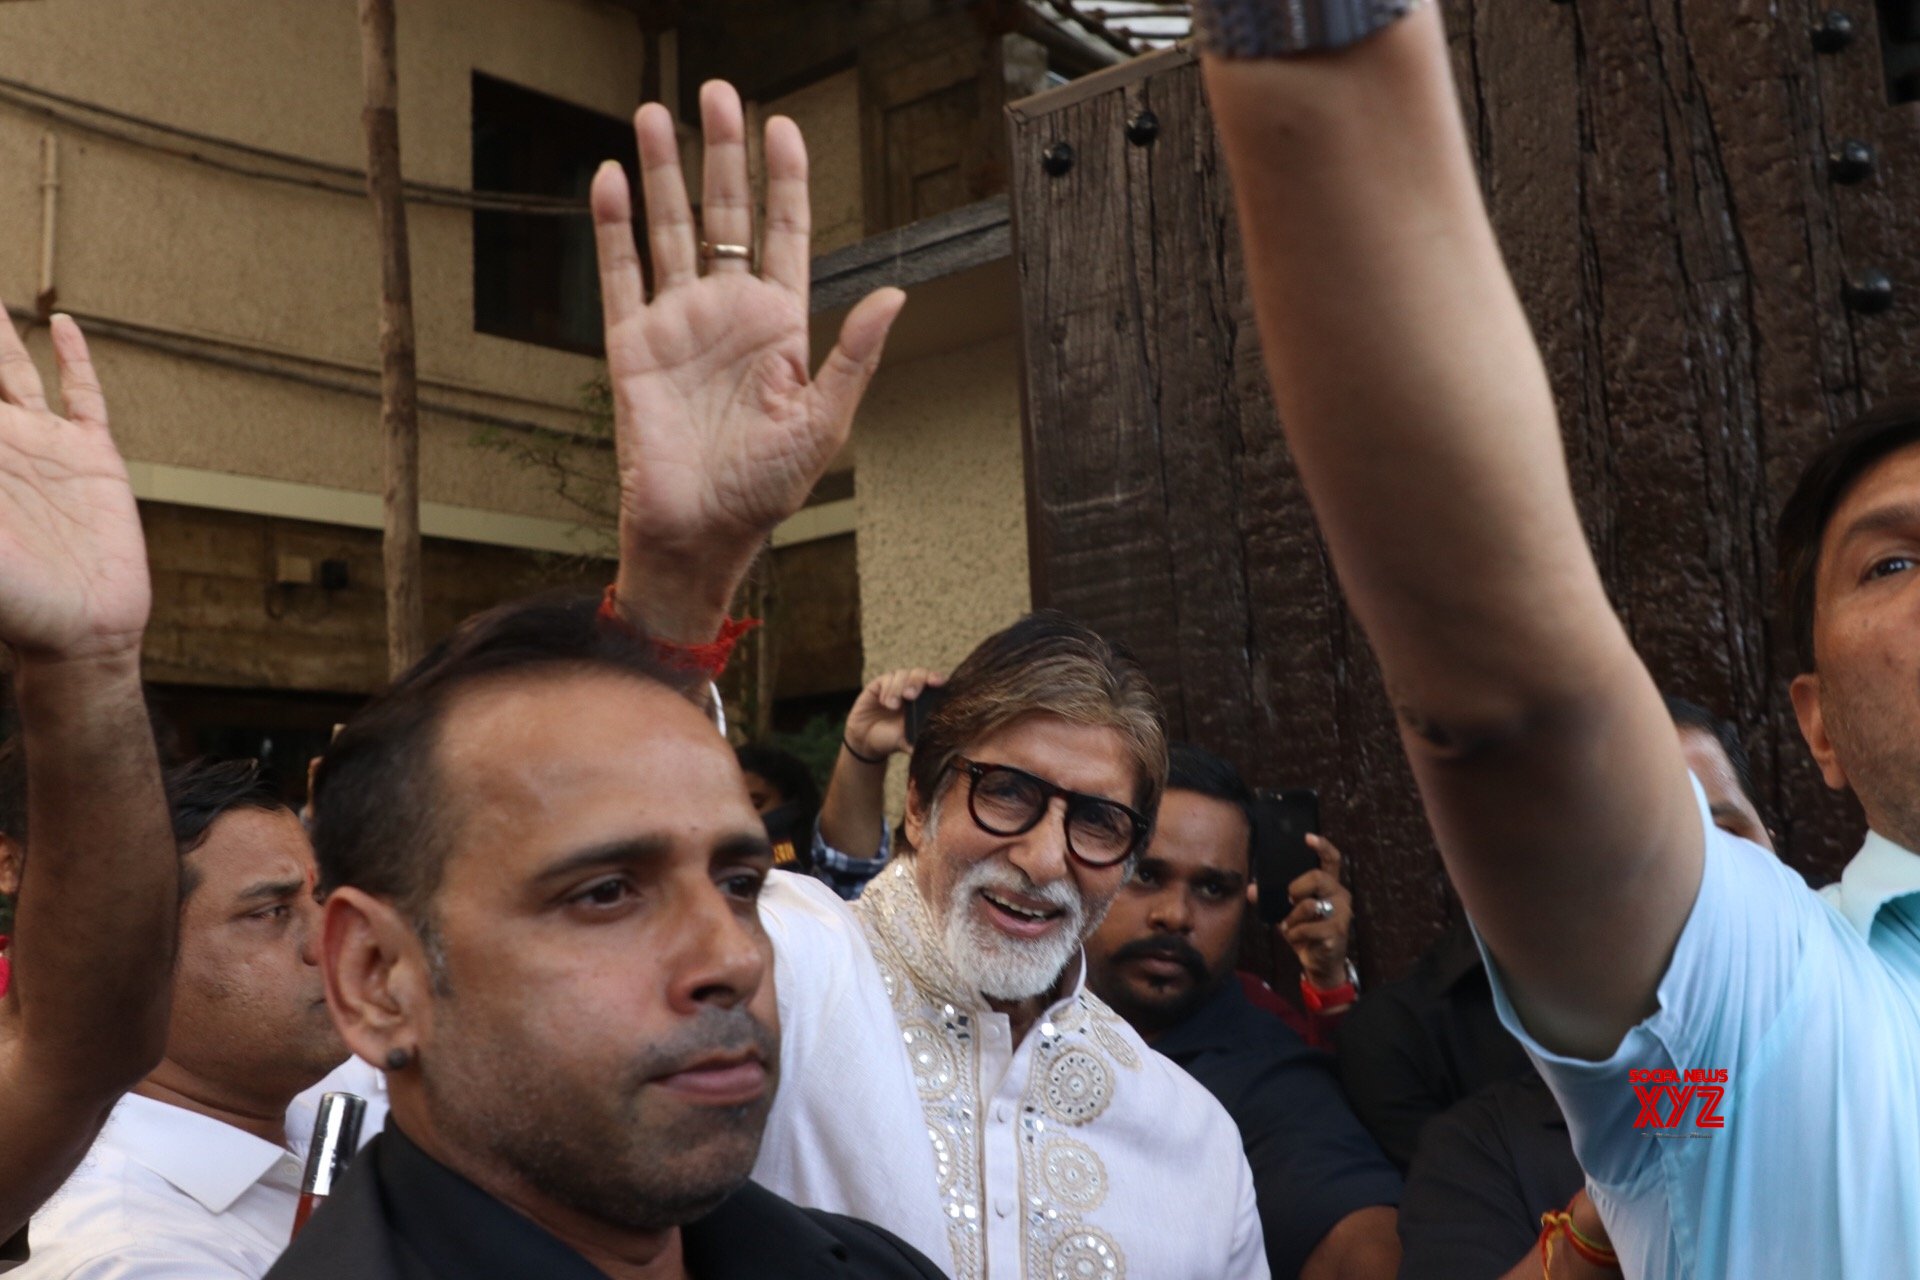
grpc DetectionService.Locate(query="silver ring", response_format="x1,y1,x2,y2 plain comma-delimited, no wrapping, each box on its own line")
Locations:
1314,897,1335,919
701,241,752,262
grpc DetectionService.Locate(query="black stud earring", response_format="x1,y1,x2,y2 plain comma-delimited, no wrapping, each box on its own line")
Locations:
385,1046,412,1071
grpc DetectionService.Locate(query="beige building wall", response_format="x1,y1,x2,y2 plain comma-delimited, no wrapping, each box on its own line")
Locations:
0,0,644,545
854,328,1029,805
855,331,1029,677
0,2,1030,709
767,68,864,258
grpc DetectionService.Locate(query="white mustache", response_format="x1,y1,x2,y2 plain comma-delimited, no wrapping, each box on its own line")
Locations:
958,860,1082,915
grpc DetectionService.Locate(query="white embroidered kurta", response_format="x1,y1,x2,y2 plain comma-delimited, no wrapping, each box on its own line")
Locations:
754,863,1268,1280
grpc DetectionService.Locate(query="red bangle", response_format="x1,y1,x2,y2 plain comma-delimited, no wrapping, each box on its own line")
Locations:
1299,976,1356,1014
598,584,760,679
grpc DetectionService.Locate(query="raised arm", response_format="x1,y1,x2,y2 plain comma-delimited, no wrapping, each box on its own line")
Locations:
1199,5,1700,1058
819,668,945,858
594,80,904,647
0,309,175,1238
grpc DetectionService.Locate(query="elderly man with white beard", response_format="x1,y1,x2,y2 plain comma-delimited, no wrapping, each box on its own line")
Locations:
582,76,1263,1279
750,614,1265,1279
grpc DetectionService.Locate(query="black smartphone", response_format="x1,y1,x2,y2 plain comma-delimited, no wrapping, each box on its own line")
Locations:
903,684,951,747
1252,788,1320,925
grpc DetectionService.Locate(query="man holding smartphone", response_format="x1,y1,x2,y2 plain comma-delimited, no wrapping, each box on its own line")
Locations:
806,667,947,898
1083,745,1401,1280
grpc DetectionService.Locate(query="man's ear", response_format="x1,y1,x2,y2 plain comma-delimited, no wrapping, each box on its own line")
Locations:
322,887,433,1071
1789,672,1850,792
903,778,928,850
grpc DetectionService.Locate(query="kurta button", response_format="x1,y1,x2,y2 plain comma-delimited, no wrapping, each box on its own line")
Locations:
994,1197,1013,1218
993,1103,1011,1123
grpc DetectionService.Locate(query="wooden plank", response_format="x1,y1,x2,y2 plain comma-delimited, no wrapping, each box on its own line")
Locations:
1011,55,1181,716
812,196,1011,313
1006,45,1188,124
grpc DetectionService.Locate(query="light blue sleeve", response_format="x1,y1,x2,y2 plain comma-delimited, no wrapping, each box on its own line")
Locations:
1476,778,1836,1191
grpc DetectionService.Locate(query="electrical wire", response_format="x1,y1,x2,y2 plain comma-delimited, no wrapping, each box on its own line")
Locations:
0,72,593,217
3,302,608,446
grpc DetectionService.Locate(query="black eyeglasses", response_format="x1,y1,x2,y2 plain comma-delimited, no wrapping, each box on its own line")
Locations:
946,757,1147,868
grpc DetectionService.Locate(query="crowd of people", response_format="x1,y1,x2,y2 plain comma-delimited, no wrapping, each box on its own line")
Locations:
0,1,1917,1277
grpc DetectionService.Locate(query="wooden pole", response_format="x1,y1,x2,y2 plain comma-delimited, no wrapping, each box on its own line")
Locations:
357,0,424,677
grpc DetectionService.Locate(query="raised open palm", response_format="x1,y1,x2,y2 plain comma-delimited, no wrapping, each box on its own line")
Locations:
595,82,904,636
0,309,149,660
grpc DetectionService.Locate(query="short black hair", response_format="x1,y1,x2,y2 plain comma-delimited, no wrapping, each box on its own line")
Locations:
734,743,819,815
1776,402,1920,673
163,757,293,900
1662,695,1760,811
1164,744,1256,863
311,591,673,924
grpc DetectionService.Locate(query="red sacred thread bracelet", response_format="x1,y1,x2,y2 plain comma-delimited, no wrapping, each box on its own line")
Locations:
1537,1200,1620,1275
598,584,760,679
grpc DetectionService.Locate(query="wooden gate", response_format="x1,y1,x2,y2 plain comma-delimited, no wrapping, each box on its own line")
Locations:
1010,5,1920,981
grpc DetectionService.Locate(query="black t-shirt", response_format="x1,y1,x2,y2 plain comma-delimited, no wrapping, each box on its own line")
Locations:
267,1124,947,1280
1396,1072,1585,1280
1334,923,1535,1170
1154,979,1402,1280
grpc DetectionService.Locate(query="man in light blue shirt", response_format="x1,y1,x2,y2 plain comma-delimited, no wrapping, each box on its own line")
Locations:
1492,409,1920,1277
1197,2,1920,1275
1488,784,1920,1277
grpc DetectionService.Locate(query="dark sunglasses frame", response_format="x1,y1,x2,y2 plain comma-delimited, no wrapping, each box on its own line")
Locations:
946,756,1147,868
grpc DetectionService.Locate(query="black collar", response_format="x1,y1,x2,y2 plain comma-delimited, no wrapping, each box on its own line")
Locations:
683,1183,865,1280
380,1127,611,1279
381,1126,858,1280
1149,975,1272,1059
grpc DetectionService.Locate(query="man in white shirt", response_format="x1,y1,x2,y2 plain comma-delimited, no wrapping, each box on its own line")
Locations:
582,80,1264,1276
18,759,354,1279
0,307,178,1270
1195,2,1920,1274
753,617,1266,1278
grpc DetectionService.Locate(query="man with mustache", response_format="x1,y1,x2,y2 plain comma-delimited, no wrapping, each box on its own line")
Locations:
267,597,946,1280
752,616,1266,1278
260,70,949,1280
1084,746,1401,1280
15,760,350,1279
569,74,1264,1278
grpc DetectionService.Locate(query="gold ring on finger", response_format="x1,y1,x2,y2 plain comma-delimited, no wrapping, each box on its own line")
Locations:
701,241,752,265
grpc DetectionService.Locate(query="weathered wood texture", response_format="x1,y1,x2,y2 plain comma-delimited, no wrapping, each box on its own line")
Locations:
1012,8,1920,982
679,2,1051,236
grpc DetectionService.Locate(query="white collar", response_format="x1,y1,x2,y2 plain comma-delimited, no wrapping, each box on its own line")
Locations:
105,1093,297,1215
1832,830,1920,937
